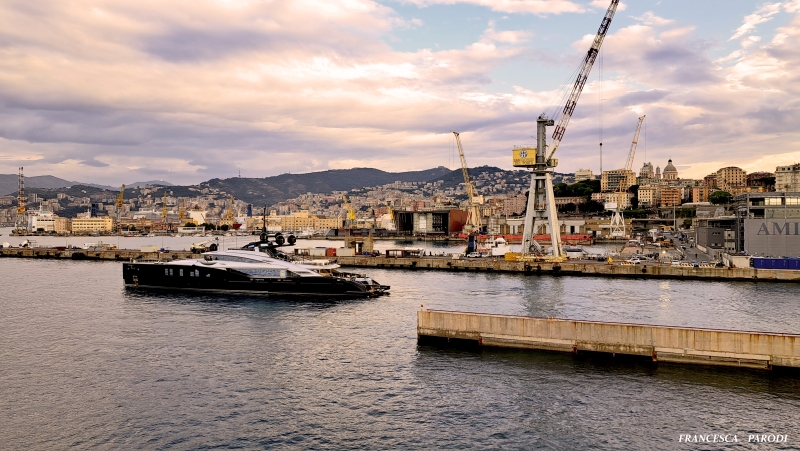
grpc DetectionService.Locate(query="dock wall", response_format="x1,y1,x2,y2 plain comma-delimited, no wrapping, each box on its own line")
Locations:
418,310,800,369
332,256,800,282
0,247,194,261
3,248,800,283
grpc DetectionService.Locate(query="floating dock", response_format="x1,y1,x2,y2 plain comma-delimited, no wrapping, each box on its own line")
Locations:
418,310,800,369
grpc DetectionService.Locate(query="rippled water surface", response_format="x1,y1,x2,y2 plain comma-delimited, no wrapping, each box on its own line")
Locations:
2,257,800,450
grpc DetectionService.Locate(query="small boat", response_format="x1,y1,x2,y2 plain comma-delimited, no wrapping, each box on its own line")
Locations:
123,231,389,297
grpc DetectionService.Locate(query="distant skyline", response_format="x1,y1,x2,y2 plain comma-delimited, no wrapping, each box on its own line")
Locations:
1,0,799,185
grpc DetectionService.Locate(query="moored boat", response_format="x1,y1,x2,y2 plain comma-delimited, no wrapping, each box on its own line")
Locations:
123,232,389,297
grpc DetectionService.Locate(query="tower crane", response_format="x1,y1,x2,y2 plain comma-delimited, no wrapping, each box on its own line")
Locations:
342,193,356,226
515,0,619,258
227,194,234,221
115,184,125,232
609,115,645,238
452,131,482,233
161,190,168,220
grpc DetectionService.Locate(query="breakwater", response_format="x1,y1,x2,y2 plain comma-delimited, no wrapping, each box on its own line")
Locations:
418,310,800,369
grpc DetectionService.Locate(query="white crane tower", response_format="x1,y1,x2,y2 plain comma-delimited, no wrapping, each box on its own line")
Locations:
513,0,619,258
608,115,645,238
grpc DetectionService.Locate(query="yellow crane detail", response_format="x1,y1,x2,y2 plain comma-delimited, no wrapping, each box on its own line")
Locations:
452,131,482,233
342,193,356,223
179,199,186,220
227,195,234,221
115,184,125,232
161,190,168,220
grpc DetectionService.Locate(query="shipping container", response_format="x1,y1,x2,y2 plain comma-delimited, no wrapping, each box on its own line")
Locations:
337,248,355,257
325,248,336,257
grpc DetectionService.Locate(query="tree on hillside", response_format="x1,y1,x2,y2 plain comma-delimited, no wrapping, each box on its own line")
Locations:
579,200,605,213
709,191,733,204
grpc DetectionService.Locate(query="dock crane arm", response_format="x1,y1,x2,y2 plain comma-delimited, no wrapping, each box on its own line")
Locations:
547,0,619,162
452,131,482,231
625,115,645,172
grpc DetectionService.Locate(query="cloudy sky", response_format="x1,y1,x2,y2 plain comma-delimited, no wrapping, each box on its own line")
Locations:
1,0,799,185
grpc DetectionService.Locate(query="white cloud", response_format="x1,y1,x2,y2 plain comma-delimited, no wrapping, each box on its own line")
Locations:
0,0,799,184
403,0,586,15
729,2,782,41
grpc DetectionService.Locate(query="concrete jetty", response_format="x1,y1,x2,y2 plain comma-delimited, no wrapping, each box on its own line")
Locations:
0,247,194,262
331,255,800,282
418,310,800,369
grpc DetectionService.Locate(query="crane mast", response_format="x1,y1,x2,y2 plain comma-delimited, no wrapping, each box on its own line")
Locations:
609,115,645,238
517,0,619,258
452,132,482,233
161,191,168,220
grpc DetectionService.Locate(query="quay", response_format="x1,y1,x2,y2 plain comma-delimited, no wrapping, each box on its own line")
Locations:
329,255,800,282
2,247,800,282
0,247,194,261
418,310,800,369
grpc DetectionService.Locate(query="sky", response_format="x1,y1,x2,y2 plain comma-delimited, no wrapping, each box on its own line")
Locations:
1,0,799,185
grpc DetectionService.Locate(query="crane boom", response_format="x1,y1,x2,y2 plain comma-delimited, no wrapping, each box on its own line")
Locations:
452,131,482,232
625,115,645,171
548,0,619,161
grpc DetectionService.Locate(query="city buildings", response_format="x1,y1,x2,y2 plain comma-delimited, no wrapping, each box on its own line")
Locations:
601,169,636,193
775,164,800,191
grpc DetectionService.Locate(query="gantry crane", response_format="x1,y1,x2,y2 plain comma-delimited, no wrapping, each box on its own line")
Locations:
609,115,645,238
515,0,619,258
115,184,125,232
342,193,356,225
452,131,482,233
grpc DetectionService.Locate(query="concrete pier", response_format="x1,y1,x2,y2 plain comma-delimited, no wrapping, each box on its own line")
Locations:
0,247,194,262
331,255,800,282
418,310,800,369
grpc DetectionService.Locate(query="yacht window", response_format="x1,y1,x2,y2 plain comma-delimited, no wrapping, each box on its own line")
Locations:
165,268,169,276
169,269,173,276
179,269,184,276
212,255,262,263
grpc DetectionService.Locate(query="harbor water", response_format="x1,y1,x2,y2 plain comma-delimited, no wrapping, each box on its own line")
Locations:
2,235,800,449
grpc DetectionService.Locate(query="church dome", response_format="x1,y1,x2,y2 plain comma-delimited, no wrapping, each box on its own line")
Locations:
663,159,678,180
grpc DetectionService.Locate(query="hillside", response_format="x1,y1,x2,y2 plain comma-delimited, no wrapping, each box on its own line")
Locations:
0,174,116,196
200,167,453,205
